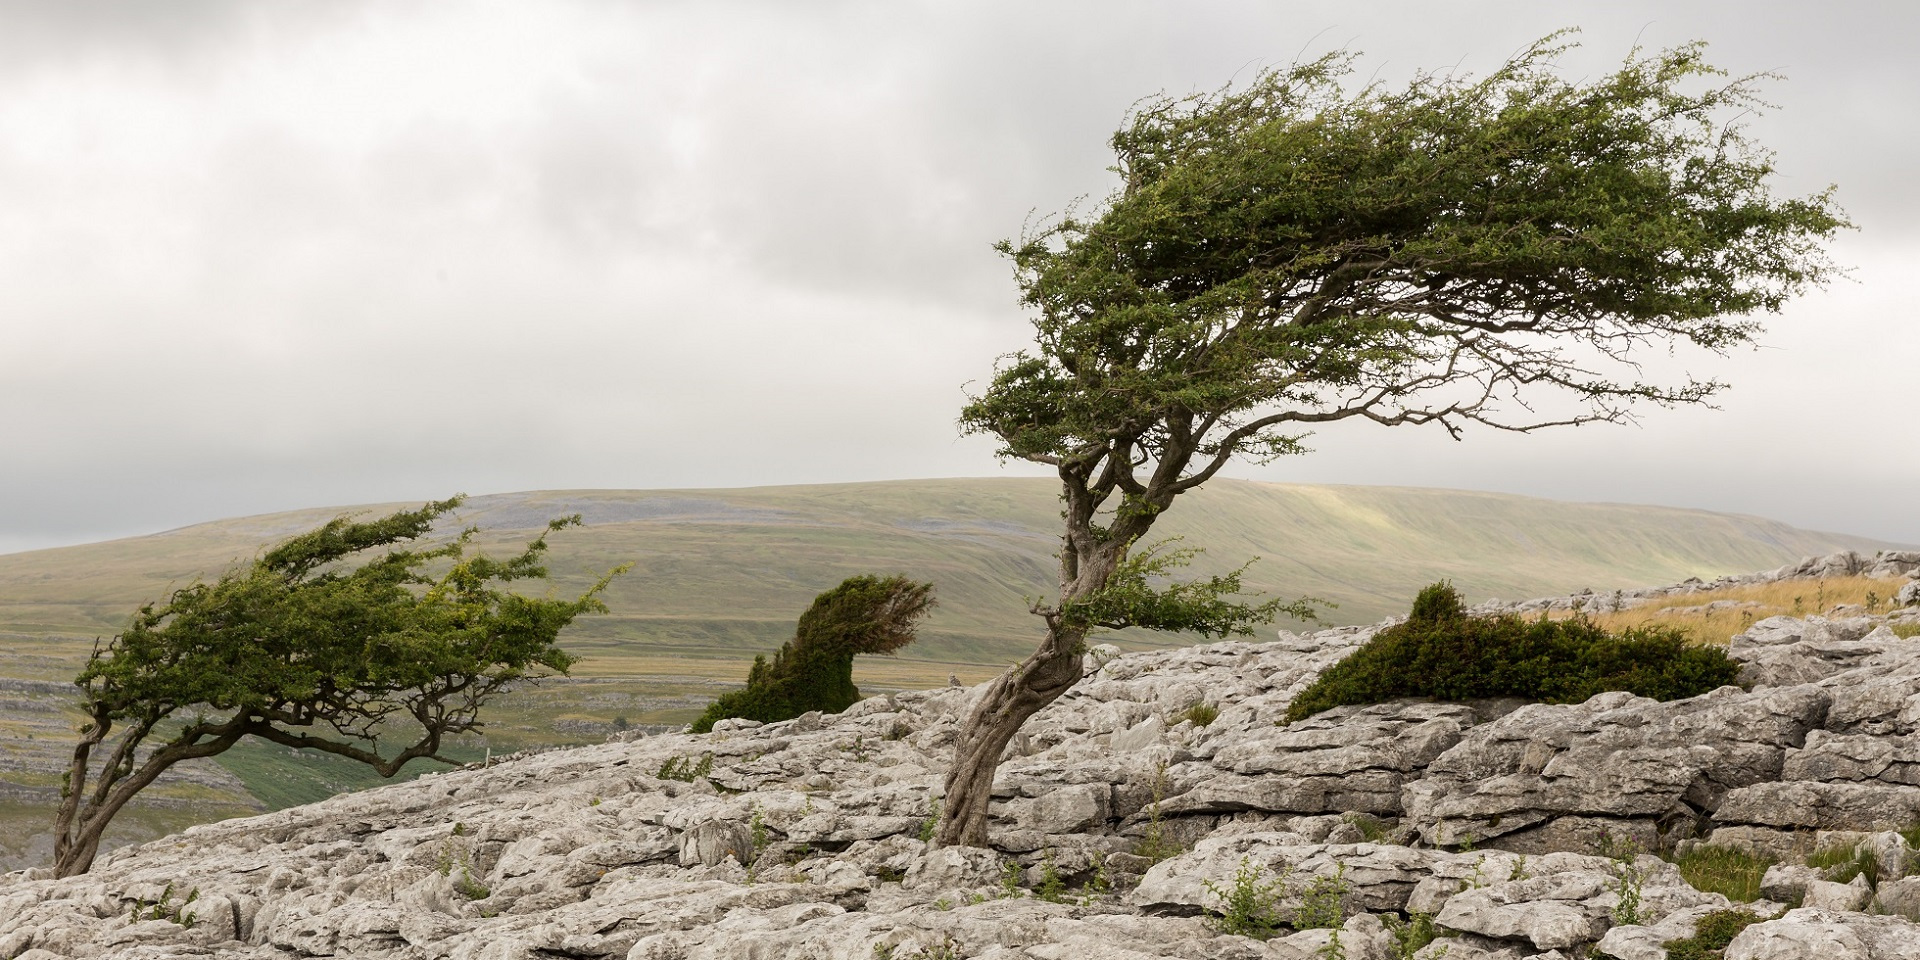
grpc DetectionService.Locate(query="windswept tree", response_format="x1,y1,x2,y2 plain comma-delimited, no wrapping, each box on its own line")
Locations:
55,497,624,877
691,574,935,733
937,34,1847,847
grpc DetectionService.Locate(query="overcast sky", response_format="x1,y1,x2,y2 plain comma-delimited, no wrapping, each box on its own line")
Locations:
1,0,1914,554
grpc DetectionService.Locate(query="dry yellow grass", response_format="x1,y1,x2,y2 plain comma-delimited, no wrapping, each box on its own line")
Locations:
1566,575,1915,646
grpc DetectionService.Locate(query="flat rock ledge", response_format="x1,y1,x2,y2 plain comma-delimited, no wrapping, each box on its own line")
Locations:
2,550,1919,959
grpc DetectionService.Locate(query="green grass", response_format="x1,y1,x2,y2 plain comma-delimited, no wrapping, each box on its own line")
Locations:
214,737,487,811
1807,842,1880,887
1671,845,1774,903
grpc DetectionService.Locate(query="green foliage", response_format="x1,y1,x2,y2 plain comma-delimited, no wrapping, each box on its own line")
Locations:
1203,856,1287,940
56,497,621,877
1133,758,1185,864
919,797,942,844
750,805,768,860
1285,582,1742,722
1343,813,1391,844
1604,836,1647,926
1383,912,1443,960
1807,842,1879,887
1671,845,1774,903
1663,909,1770,960
999,858,1025,899
1036,848,1067,903
128,882,198,927
1295,863,1350,930
691,575,935,734
965,32,1843,477
1060,539,1320,638
655,753,714,782
1179,701,1219,727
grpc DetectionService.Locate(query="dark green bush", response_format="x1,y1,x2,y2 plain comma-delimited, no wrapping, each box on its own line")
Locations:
690,575,934,733
1283,581,1741,723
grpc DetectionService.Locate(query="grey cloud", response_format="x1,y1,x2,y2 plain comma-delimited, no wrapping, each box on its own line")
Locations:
0,0,1911,554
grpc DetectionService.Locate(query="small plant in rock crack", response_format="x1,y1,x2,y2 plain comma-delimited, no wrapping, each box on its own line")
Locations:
1035,848,1067,903
1456,855,1489,893
999,858,1026,899
1294,863,1350,930
1314,927,1346,960
919,935,962,960
1079,857,1113,905
1383,912,1445,960
750,805,769,859
1179,702,1219,727
919,797,942,845
1600,834,1647,926
1202,856,1287,940
1660,907,1774,960
128,882,198,928
656,752,715,782
1343,812,1392,844
1134,757,1186,864
437,836,490,901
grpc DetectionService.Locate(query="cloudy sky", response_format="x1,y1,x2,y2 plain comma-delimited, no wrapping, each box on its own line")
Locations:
1,0,1914,554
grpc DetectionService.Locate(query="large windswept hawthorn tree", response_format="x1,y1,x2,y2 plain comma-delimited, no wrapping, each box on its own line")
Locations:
936,34,1847,847
55,496,624,877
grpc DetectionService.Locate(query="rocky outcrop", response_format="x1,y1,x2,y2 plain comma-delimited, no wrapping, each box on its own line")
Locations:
3,551,1920,958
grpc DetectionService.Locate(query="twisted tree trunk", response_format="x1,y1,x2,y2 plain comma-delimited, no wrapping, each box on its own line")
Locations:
934,622,1087,847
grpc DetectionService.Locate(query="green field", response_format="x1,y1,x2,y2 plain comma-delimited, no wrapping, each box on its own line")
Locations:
0,477,1899,866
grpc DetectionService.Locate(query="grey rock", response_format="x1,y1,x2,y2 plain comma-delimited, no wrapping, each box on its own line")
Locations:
1803,875,1873,911
1404,685,1822,847
1717,781,1920,831
1875,876,1920,919
1724,908,1920,960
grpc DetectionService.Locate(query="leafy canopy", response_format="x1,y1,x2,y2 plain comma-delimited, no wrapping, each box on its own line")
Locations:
78,496,614,766
57,495,622,876
964,32,1846,484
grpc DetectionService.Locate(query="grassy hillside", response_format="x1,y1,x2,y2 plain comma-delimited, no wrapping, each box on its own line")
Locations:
0,478,1896,679
0,478,1899,867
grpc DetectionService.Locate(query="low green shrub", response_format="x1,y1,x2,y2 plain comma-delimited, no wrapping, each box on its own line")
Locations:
692,575,934,733
1284,582,1743,723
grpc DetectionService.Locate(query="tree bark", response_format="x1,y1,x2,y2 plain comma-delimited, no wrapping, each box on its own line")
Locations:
935,621,1087,848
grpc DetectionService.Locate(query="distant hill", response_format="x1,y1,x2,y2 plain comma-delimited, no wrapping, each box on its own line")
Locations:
0,478,1902,867
0,478,1898,678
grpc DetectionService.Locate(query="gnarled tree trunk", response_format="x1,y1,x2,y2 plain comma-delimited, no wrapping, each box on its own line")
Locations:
935,622,1087,847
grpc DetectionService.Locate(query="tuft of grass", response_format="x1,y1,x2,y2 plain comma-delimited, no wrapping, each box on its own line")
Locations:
1179,702,1220,726
1892,622,1920,640
1671,844,1774,903
1343,812,1392,843
1807,842,1879,887
1662,908,1772,960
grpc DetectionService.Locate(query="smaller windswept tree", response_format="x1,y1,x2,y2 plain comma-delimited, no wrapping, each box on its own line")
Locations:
691,575,935,733
54,496,624,877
